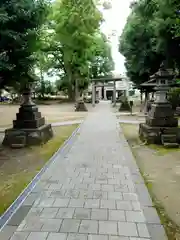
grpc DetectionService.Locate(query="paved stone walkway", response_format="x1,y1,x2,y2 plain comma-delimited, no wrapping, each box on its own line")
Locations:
1,102,167,240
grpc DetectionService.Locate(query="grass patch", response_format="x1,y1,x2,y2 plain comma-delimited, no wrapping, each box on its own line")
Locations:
143,174,180,240
149,144,180,156
47,116,84,124
0,124,78,215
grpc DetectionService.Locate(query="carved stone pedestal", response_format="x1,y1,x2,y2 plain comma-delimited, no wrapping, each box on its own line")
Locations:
139,102,179,147
139,64,179,147
3,88,53,148
75,100,88,112
119,100,131,112
176,107,180,116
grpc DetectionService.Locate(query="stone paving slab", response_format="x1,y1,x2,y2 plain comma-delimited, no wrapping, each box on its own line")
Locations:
0,102,167,240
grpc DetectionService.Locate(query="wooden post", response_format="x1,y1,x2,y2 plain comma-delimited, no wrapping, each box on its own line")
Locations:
104,82,107,100
92,82,95,107
113,80,116,107
140,89,143,104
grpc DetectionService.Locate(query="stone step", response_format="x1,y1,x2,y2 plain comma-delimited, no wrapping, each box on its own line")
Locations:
163,142,179,148
161,134,177,143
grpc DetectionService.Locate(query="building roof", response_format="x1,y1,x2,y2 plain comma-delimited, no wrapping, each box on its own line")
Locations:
140,78,156,87
91,77,122,82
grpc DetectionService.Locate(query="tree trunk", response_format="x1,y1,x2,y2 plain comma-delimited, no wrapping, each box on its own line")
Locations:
64,63,75,102
75,78,80,102
67,85,75,101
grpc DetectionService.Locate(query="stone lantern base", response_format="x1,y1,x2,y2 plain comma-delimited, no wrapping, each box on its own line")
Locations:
75,100,88,112
119,100,131,112
139,102,179,147
139,62,180,147
139,124,179,145
3,124,53,148
2,89,53,148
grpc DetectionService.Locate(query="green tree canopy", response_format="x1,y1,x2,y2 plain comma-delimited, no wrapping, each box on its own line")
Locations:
51,0,103,100
0,0,49,90
119,0,180,87
90,33,114,79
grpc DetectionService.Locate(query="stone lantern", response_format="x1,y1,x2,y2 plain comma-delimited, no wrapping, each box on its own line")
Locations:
3,85,53,148
139,62,179,147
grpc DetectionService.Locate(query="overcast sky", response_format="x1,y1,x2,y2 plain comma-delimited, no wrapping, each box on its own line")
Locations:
100,0,131,75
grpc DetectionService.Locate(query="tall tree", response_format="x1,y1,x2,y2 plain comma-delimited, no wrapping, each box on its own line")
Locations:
0,0,49,90
90,33,114,79
119,0,180,87
52,0,102,100
54,32,114,98
153,0,180,69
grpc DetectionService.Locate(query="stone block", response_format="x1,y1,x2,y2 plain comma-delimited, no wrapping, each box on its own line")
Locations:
16,111,41,121
163,142,179,148
40,207,59,218
84,199,100,209
56,208,75,219
146,117,178,127
99,221,118,235
137,223,150,238
161,134,177,143
69,199,85,208
88,235,108,240
146,224,168,240
100,199,116,209
116,200,133,210
125,211,146,223
3,124,53,148
13,117,45,129
47,233,67,240
53,198,70,207
91,209,108,220
41,219,62,232
79,220,98,234
108,192,123,200
176,106,180,116
74,208,91,220
10,232,30,240
149,103,174,118
139,99,179,146
119,101,131,112
139,123,180,145
75,101,88,112
27,232,48,240
8,206,31,226
109,209,125,221
0,226,17,240
60,219,80,233
139,124,161,144
118,222,138,237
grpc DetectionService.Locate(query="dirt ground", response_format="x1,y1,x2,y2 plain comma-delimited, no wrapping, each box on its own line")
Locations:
0,124,78,215
121,123,180,239
0,102,91,129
